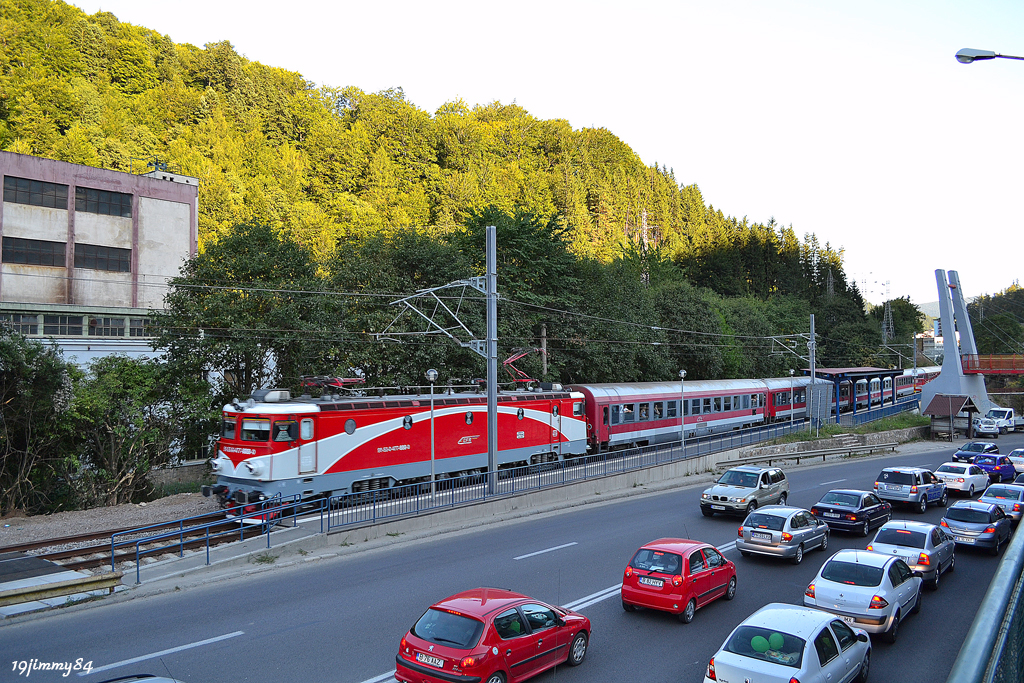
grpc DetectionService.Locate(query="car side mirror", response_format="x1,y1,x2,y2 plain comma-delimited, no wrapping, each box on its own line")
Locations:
554,616,565,627
857,633,869,643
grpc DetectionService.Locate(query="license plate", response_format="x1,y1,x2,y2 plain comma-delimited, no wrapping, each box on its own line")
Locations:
416,653,444,668
823,512,840,518
638,576,664,587
886,485,903,491
955,536,975,544
712,505,726,510
841,616,856,624
750,531,771,541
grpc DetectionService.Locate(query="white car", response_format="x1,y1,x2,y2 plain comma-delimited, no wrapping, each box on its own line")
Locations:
1007,449,1024,474
934,462,990,496
703,603,870,683
975,418,1000,438
804,549,923,643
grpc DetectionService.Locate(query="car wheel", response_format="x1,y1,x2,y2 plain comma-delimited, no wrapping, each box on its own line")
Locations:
739,549,752,558
917,496,927,514
928,568,940,591
820,532,829,552
746,500,758,515
485,673,506,683
701,507,714,517
939,490,948,507
725,576,737,600
791,544,804,565
778,492,788,506
968,484,975,497
911,587,922,614
621,600,635,612
884,610,900,643
567,632,588,666
861,520,871,537
856,648,871,683
990,535,1003,556
678,598,696,624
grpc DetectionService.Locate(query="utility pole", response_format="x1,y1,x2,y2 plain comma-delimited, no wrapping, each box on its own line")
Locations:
486,226,498,494
540,324,548,377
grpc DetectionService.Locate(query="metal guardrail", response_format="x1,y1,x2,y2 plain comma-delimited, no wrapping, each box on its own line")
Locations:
945,521,1024,683
719,442,898,468
0,571,123,607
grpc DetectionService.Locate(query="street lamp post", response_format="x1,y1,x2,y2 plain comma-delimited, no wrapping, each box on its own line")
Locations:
426,368,438,500
955,48,1024,64
679,369,687,454
789,369,795,430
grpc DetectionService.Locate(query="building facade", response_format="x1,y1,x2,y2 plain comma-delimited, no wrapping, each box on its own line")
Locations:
0,151,198,362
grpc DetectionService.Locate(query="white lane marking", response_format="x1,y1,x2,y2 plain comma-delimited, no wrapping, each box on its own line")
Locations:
820,479,847,485
357,670,396,683
718,541,737,553
514,542,577,560
80,631,245,676
569,585,623,611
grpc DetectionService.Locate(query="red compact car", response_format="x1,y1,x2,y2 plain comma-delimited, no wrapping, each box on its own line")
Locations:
395,587,591,683
621,538,737,623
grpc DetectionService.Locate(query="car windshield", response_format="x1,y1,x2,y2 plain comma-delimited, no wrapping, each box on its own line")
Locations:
630,548,682,574
987,410,1009,420
877,471,914,485
874,528,927,549
820,560,884,587
963,443,987,453
1010,450,1024,458
936,465,966,474
724,625,805,669
719,470,759,487
976,456,996,466
744,513,787,531
944,508,992,524
985,487,1022,501
411,608,484,649
819,492,860,506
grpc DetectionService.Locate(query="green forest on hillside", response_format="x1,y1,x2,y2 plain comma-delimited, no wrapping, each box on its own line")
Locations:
0,0,934,512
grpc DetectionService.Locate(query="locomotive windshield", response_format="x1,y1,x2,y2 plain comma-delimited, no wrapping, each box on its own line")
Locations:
240,419,270,441
221,419,236,439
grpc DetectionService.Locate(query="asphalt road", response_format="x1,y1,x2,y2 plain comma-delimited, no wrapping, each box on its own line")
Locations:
4,435,1019,683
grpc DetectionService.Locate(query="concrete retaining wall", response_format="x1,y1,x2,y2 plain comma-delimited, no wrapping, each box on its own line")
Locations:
738,425,929,458
148,461,212,487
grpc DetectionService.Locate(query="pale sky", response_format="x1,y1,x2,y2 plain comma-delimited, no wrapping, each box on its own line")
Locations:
73,0,1024,306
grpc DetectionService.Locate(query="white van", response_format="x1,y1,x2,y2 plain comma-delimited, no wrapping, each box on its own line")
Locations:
984,407,1017,434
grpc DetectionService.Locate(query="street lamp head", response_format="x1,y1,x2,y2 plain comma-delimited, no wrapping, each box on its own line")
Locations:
679,369,687,380
426,368,438,383
956,48,997,64
789,369,795,376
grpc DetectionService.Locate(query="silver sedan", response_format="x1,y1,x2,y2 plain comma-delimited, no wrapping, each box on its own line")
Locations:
804,549,923,643
737,506,829,565
867,520,955,590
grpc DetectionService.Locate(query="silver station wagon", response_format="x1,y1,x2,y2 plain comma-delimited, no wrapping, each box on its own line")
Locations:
737,506,829,565
867,520,955,590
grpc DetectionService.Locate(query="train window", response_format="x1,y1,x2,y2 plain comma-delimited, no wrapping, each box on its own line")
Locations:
221,420,236,439
692,399,702,415
573,402,584,417
403,415,413,430
713,397,722,412
517,407,525,420
466,411,474,424
743,395,750,410
241,419,270,441
638,403,649,421
751,394,759,409
734,396,741,409
344,418,356,435
623,404,635,422
603,406,609,425
273,420,298,442
552,405,558,417
653,402,663,419
723,396,731,411
667,400,678,418
301,418,314,440
611,405,619,424
703,398,712,414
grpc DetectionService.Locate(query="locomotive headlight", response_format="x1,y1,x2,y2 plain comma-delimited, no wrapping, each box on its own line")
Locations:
245,461,265,477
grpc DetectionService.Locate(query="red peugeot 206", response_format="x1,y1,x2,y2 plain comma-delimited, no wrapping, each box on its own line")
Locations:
621,538,737,623
395,587,591,683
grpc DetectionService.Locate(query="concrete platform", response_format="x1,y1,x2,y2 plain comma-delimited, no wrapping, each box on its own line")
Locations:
0,552,105,617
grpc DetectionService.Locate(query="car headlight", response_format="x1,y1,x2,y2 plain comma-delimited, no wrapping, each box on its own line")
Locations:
702,493,710,500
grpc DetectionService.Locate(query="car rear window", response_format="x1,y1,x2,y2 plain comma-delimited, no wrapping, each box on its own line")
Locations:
936,465,965,474
976,456,996,466
719,470,759,487
945,508,992,524
877,471,914,485
874,528,927,549
724,626,805,668
985,487,1022,501
820,560,884,587
744,513,787,531
819,492,860,506
630,549,682,574
411,608,484,649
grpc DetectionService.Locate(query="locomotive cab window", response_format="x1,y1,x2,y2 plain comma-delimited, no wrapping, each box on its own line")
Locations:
273,420,298,442
573,402,584,417
240,419,270,441
301,418,314,440
221,420,237,440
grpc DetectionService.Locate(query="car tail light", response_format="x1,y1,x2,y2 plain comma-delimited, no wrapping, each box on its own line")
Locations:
738,526,744,538
910,485,918,493
918,553,930,565
672,575,683,587
868,595,889,609
625,566,633,578
782,532,793,542
401,638,408,653
805,583,815,598
1015,504,1021,513
845,514,858,521
957,478,965,483
460,655,480,668
874,482,880,489
706,657,717,680
940,519,949,528
985,526,997,534
789,678,801,683
811,507,819,515
866,544,874,551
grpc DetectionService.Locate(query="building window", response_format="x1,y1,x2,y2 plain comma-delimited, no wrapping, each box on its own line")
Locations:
3,176,68,209
75,186,132,218
74,243,131,272
0,313,39,335
43,315,83,336
1,237,66,266
88,317,125,336
129,318,152,337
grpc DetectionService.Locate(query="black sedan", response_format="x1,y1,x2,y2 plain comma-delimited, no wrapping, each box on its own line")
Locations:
811,489,892,537
953,441,999,463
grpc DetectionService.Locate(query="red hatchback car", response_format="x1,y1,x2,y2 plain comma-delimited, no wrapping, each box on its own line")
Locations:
395,587,591,683
621,538,737,623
